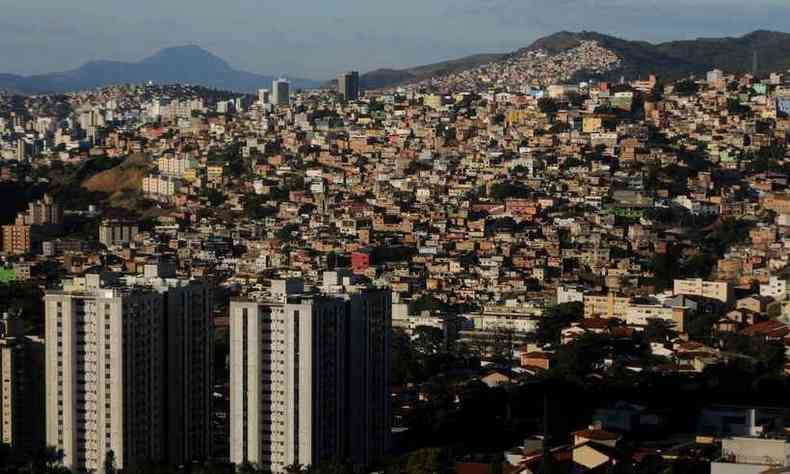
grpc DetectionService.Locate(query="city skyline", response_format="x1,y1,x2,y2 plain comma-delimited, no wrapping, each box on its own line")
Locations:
1,1,790,471
1,0,789,79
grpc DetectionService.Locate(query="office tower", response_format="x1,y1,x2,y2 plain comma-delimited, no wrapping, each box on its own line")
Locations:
257,89,270,105
230,276,391,472
272,79,290,106
0,313,45,459
44,271,213,471
338,71,360,101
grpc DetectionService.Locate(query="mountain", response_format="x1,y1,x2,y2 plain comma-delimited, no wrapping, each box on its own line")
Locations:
324,53,506,90
0,46,320,95
349,29,790,90
520,30,790,81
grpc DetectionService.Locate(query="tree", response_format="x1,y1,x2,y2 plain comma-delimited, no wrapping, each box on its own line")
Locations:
205,189,225,207
103,450,116,474
405,448,453,474
306,459,353,474
538,98,559,115
685,311,720,344
673,80,699,97
552,333,610,379
413,326,445,356
535,302,583,346
238,460,260,474
23,446,68,474
644,319,676,343
391,328,422,385
488,452,505,474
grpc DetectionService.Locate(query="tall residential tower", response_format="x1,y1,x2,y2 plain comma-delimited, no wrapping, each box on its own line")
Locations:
230,274,390,472
44,269,213,472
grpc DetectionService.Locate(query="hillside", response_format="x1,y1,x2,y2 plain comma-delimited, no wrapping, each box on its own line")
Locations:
82,153,152,207
356,29,790,90
521,30,790,81
0,46,320,95
520,31,706,81
325,53,507,90
655,30,790,77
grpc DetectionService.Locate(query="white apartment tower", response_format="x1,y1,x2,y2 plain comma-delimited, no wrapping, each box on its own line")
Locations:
44,270,213,472
230,275,391,472
45,280,165,472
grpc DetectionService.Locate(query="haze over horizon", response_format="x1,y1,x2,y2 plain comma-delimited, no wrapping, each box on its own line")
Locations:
1,0,789,80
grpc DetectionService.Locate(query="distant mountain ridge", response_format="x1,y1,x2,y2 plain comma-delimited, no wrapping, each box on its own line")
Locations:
354,29,790,90
3,30,789,95
325,53,507,90
521,30,790,82
0,45,319,95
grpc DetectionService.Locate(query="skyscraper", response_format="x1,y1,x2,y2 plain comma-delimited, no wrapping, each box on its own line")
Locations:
128,265,214,467
44,270,213,471
0,312,45,459
338,71,360,101
257,89,270,105
272,79,290,106
230,275,390,472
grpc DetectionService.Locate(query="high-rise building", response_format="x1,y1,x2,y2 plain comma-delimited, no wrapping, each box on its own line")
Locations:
707,69,724,84
272,79,290,106
98,220,139,247
2,223,32,255
257,89,270,105
0,313,45,459
229,274,390,472
44,270,213,471
321,272,391,467
338,71,360,101
15,139,26,161
21,194,62,226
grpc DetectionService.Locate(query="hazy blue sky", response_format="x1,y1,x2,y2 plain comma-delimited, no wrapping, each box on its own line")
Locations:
1,0,788,79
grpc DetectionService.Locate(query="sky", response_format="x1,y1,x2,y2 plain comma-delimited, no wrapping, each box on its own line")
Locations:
0,0,789,80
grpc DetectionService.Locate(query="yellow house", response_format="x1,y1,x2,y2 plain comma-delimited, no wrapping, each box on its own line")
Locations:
206,164,225,185
583,115,603,133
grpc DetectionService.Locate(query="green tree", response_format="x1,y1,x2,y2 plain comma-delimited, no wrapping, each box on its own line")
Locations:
413,326,445,356
644,319,677,343
685,311,720,344
538,98,559,115
205,189,226,207
306,459,353,474
535,302,583,345
488,452,505,474
405,448,453,474
673,80,699,97
238,460,260,474
23,446,68,474
103,450,116,474
391,328,422,385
